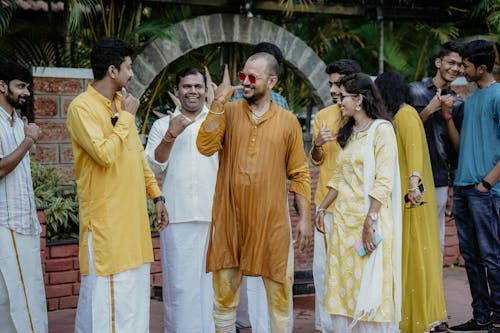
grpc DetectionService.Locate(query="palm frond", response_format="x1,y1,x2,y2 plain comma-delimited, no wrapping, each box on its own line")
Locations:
0,0,16,36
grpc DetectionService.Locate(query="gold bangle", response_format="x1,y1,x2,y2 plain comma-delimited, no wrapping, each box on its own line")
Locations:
209,109,224,115
409,172,421,179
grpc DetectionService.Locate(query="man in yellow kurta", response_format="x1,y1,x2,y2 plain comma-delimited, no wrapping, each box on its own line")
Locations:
197,54,312,333
66,38,168,333
309,59,360,332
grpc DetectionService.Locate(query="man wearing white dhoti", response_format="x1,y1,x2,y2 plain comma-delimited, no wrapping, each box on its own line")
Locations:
0,61,48,333
67,37,168,333
146,67,218,333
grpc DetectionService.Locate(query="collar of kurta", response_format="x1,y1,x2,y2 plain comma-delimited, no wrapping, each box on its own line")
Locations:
242,99,277,123
172,104,210,121
86,83,123,118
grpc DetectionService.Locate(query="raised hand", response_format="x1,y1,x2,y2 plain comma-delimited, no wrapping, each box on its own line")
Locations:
166,111,195,137
315,121,336,147
121,87,140,115
214,65,243,103
205,66,217,108
23,117,42,143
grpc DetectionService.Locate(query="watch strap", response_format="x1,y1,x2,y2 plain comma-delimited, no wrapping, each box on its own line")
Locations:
153,195,166,204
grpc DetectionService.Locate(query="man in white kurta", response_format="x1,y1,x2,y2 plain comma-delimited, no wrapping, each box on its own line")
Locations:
0,61,47,333
146,67,218,333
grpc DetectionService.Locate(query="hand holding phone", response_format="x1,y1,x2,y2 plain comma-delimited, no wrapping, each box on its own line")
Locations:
354,233,382,257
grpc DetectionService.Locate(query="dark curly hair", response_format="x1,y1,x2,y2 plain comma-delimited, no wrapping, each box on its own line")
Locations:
336,73,391,148
374,71,411,117
90,37,134,80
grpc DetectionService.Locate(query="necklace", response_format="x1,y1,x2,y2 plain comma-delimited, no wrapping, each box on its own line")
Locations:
353,119,373,133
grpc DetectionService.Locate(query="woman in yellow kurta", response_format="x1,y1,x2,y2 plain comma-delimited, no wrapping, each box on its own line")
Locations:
316,73,402,333
375,71,447,333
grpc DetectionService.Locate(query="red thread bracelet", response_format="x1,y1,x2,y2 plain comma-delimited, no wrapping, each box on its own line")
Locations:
442,114,452,121
167,130,177,139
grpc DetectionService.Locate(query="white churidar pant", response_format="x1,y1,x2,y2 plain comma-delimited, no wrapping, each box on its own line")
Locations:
313,212,333,332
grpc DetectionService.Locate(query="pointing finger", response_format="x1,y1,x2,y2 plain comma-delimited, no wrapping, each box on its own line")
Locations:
22,116,28,126
167,111,174,120
222,64,230,86
321,121,327,129
121,87,127,98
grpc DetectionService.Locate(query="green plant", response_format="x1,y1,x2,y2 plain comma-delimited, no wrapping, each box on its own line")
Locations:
31,162,79,241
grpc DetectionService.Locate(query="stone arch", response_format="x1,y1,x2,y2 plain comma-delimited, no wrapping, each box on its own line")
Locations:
129,13,331,108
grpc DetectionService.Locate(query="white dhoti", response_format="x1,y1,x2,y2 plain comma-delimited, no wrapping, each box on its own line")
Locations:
75,232,150,333
0,227,48,333
313,212,332,332
236,276,270,332
160,222,215,333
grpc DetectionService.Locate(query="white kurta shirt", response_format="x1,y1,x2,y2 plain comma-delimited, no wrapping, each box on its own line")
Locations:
145,105,218,223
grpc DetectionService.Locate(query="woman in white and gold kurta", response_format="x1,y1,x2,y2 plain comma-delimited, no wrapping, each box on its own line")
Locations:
316,73,401,333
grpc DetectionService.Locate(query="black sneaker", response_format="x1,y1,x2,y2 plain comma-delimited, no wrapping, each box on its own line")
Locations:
449,318,491,332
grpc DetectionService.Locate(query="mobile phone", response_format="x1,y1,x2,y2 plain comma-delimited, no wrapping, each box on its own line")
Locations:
354,234,383,257
404,183,425,203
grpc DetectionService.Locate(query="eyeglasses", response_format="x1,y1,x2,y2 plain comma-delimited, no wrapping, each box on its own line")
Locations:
238,72,260,84
339,93,358,101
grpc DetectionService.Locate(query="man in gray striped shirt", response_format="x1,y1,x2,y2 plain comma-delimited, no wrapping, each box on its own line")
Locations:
0,61,47,333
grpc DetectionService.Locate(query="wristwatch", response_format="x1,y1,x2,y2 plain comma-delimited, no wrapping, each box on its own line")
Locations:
367,212,379,221
481,179,492,190
153,195,166,204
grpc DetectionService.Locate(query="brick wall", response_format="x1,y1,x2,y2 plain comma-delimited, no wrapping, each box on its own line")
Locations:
38,210,163,311
31,67,93,183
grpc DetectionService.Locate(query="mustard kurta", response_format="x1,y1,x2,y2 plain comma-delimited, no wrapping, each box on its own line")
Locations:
310,104,342,212
394,105,447,332
197,99,311,284
324,122,397,322
67,85,161,276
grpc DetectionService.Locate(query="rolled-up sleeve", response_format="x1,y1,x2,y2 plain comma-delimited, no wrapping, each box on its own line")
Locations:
145,119,169,175
196,100,226,156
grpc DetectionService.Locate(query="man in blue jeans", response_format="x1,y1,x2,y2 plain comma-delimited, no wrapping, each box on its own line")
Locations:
449,39,500,333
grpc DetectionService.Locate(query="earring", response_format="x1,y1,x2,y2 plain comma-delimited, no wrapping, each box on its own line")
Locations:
355,105,361,111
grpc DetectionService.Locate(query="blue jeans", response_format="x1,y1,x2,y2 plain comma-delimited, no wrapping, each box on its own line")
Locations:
453,185,500,324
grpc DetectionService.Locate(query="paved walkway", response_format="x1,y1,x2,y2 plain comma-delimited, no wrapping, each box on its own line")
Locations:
49,266,471,332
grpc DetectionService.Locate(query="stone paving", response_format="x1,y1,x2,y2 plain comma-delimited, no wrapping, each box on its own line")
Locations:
49,266,471,332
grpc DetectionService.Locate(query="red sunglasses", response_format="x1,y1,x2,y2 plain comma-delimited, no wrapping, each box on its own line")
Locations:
238,72,258,84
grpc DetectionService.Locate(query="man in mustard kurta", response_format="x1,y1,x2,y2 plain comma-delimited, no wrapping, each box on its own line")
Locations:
197,54,312,332
66,38,168,333
309,59,360,332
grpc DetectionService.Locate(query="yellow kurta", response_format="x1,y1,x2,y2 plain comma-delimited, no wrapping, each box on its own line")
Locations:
310,104,342,212
324,122,397,322
394,105,447,332
197,99,311,284
67,84,161,276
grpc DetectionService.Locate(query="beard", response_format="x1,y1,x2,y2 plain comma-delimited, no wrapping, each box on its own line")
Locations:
7,92,26,109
